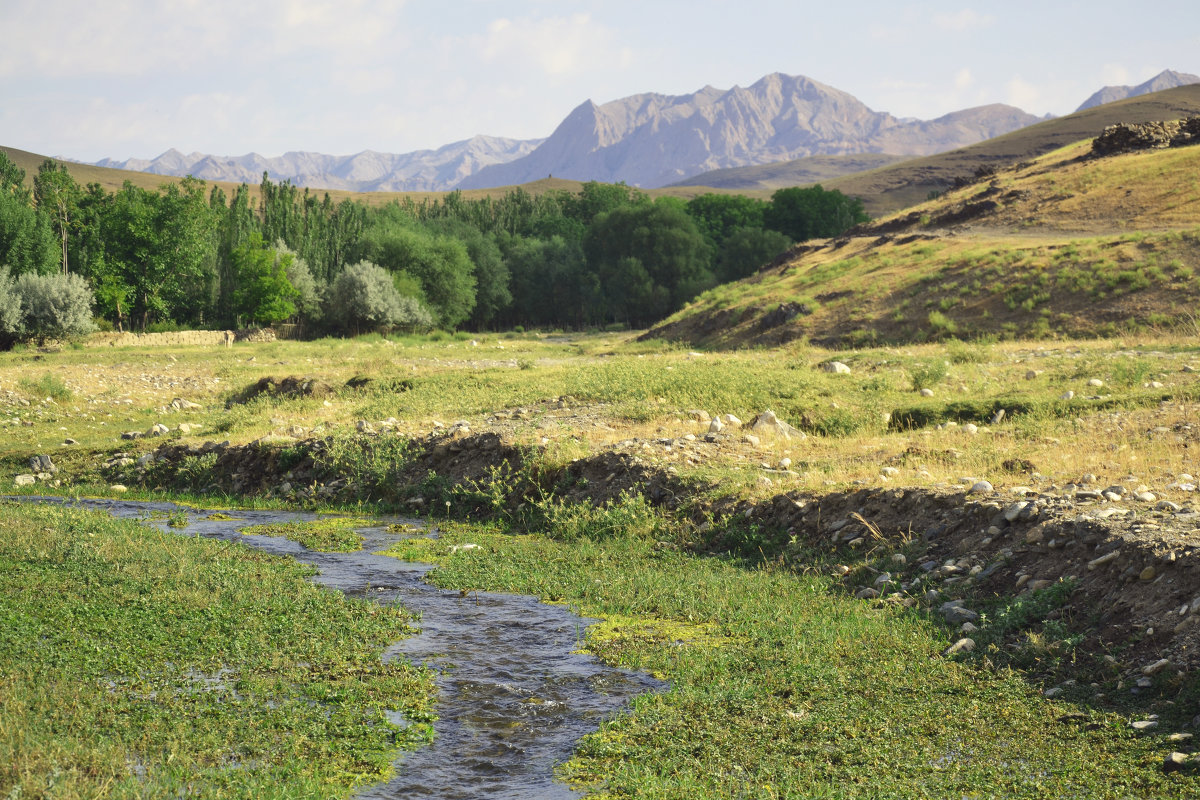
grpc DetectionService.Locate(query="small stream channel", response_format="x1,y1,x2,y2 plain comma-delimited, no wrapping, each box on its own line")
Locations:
22,497,666,799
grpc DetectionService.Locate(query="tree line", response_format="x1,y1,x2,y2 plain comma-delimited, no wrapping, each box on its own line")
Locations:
0,152,868,344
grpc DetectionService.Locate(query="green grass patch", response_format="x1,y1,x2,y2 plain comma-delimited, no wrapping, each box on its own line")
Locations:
0,502,434,798
240,517,372,552
381,517,1195,798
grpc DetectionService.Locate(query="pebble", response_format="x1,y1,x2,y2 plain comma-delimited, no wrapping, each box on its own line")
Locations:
968,480,993,494
920,388,934,397
1061,390,1075,400
1131,719,1159,732
823,361,851,374
1087,378,1104,388
1163,752,1193,773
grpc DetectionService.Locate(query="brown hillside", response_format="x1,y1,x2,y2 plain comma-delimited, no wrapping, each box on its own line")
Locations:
824,85,1200,216
647,138,1200,349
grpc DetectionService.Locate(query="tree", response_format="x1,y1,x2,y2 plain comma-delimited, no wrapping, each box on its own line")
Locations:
33,160,81,273
763,185,868,242
715,227,793,282
358,209,476,328
0,162,59,275
229,234,299,326
426,218,511,329
102,179,217,330
585,203,714,326
685,194,769,249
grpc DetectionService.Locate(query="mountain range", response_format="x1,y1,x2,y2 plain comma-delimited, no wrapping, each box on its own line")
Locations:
87,69,1198,194
1075,69,1199,111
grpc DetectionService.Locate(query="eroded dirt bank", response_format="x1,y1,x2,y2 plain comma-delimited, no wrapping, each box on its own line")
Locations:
108,426,1200,699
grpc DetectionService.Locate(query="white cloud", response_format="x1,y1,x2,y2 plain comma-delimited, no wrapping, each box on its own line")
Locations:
477,13,632,81
1099,63,1132,87
1004,76,1043,111
954,68,973,89
932,9,996,32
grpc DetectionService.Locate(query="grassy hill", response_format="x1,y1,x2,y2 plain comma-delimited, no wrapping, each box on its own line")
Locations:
647,136,1200,348
825,85,1200,216
668,153,913,192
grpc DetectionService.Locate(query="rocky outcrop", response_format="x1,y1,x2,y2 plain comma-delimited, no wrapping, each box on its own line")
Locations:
1092,118,1200,156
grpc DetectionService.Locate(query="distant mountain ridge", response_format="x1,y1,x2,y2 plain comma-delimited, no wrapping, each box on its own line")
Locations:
1076,69,1200,112
458,73,1048,189
90,135,543,193
82,69,1196,194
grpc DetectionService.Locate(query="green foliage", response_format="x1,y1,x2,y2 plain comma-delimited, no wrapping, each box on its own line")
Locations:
715,226,792,282
230,233,301,325
0,266,21,340
17,372,72,401
764,185,869,242
585,203,715,326
685,194,769,249
910,360,949,390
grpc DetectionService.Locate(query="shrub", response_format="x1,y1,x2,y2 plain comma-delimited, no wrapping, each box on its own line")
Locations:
13,271,96,342
325,261,434,335
0,267,21,340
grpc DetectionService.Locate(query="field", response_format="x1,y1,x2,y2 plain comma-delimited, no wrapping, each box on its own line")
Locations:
3,331,1200,797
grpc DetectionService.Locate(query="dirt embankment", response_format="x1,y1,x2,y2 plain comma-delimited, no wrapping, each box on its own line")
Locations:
114,427,1200,693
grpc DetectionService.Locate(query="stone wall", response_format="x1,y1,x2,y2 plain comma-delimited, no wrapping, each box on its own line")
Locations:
86,327,276,348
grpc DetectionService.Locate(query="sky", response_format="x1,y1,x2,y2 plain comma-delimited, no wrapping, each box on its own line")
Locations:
3,1,1199,162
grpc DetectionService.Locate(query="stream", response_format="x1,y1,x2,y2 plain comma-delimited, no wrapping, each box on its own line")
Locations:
22,497,666,799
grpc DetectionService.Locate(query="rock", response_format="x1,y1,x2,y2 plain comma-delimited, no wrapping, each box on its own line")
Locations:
743,434,761,447
962,423,979,435
1143,658,1171,676
1087,378,1104,388
1131,719,1159,732
750,410,804,439
121,431,142,440
945,638,976,655
109,484,128,493
1025,370,1038,380
1088,550,1122,570
449,543,481,554
689,409,711,423
1157,500,1183,512
62,438,77,446
148,423,170,437
940,602,979,625
356,420,376,434
720,414,743,428
1135,491,1157,503
778,458,792,470
823,361,851,374
855,587,880,600
1004,501,1030,522
968,480,993,494
1163,752,1193,773
708,418,724,434
170,397,202,411
920,388,935,397
960,622,978,634
1140,566,1157,581
881,466,900,478
14,474,36,486
28,454,55,473
990,409,1006,425
1061,390,1075,400
1027,579,1053,592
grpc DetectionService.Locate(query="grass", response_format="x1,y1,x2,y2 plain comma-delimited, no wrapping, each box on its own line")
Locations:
240,517,371,552
380,511,1200,798
0,502,435,799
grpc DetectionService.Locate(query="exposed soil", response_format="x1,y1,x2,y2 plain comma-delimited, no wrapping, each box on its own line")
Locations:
121,421,1200,694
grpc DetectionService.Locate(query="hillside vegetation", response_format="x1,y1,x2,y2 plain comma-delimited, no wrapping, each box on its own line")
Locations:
649,137,1200,348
